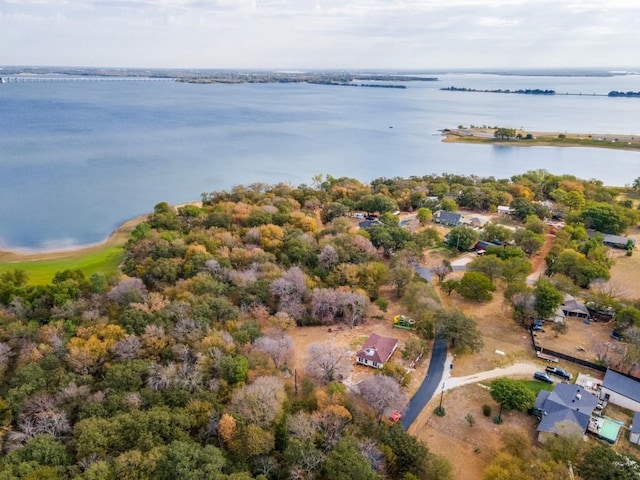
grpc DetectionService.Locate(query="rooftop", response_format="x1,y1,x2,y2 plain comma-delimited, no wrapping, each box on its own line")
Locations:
603,369,640,403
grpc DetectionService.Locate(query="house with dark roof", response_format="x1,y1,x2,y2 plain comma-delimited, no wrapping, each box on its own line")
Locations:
599,369,640,412
587,231,636,249
355,333,399,369
561,295,590,319
533,384,599,443
433,210,461,226
630,413,640,445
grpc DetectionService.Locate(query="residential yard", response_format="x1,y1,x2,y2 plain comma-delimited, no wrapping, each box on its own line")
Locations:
606,225,640,299
409,383,539,480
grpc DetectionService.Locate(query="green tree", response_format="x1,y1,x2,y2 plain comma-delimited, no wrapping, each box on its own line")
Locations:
490,378,535,422
577,444,640,480
513,229,544,257
501,257,532,283
440,279,459,296
324,437,378,480
581,202,624,234
436,310,483,354
457,271,495,302
533,280,563,320
439,197,458,212
388,262,414,298
494,128,516,140
480,223,513,243
416,207,433,225
468,255,504,282
358,194,399,214
155,441,226,480
445,226,478,251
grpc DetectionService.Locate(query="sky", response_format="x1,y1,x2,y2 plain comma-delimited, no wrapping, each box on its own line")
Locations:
2,0,639,70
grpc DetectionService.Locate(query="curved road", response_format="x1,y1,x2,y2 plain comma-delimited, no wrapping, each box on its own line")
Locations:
401,338,447,429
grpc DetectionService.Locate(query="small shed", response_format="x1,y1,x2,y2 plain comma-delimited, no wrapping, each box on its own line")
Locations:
356,333,399,369
497,205,515,215
630,413,640,445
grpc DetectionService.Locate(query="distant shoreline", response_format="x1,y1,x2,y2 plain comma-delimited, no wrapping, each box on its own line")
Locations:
441,128,640,152
0,201,201,263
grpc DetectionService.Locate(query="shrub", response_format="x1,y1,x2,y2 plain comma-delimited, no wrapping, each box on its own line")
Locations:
482,404,491,417
375,298,388,312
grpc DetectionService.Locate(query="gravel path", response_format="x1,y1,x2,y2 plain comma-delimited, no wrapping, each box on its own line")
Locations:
441,360,542,391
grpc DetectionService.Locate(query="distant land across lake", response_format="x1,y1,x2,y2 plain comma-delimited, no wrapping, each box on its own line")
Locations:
1,68,640,250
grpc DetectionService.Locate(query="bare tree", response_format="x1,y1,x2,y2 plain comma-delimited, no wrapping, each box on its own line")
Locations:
306,342,352,383
312,404,352,451
430,260,453,284
318,245,339,271
358,438,386,473
0,342,12,377
622,327,640,374
287,411,317,442
228,376,286,428
270,266,309,322
110,335,142,360
107,277,148,305
253,330,294,369
337,290,369,328
592,339,612,366
310,288,339,324
358,375,407,422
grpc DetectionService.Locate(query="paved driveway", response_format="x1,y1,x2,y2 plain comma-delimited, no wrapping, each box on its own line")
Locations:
401,338,447,429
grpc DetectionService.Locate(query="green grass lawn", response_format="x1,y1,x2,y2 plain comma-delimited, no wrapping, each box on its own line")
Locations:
0,245,124,285
520,379,555,396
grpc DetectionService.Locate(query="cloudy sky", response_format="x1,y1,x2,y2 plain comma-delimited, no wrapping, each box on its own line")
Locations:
2,0,639,69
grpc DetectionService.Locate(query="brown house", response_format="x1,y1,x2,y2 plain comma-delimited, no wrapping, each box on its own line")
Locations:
356,333,399,369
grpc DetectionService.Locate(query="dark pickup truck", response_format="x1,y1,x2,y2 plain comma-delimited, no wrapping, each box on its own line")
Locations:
545,366,572,380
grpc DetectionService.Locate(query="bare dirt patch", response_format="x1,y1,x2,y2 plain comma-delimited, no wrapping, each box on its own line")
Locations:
606,225,640,299
287,294,430,396
409,383,538,480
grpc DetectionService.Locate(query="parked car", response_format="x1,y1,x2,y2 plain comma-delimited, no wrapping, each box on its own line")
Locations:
534,371,554,384
388,411,402,423
611,330,623,341
545,366,572,380
532,320,544,332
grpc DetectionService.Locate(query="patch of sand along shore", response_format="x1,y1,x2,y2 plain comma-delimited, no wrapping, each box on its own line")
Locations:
0,215,148,263
442,127,640,151
0,201,204,263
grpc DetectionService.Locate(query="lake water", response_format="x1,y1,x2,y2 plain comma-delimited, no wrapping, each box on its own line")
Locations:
1,73,640,250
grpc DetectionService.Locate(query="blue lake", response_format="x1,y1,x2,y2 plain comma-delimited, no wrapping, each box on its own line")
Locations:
1,73,640,250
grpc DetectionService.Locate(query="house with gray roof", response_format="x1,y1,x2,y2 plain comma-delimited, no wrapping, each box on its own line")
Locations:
587,230,636,249
356,333,399,369
631,413,640,445
561,295,590,319
599,369,640,412
533,384,599,443
433,210,461,226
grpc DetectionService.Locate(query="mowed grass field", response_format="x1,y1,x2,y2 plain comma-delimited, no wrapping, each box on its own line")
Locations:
0,216,146,285
0,245,124,285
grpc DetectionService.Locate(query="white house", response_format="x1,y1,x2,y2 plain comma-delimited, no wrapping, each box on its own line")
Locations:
599,369,640,412
497,205,515,215
356,333,399,369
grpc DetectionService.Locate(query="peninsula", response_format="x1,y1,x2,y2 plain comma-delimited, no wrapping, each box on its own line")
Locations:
441,127,640,151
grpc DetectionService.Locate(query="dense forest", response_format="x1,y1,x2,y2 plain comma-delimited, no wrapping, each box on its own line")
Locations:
0,170,639,479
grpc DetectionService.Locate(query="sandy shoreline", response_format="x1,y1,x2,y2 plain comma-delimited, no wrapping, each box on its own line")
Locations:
442,127,640,151
0,201,202,264
0,215,148,263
